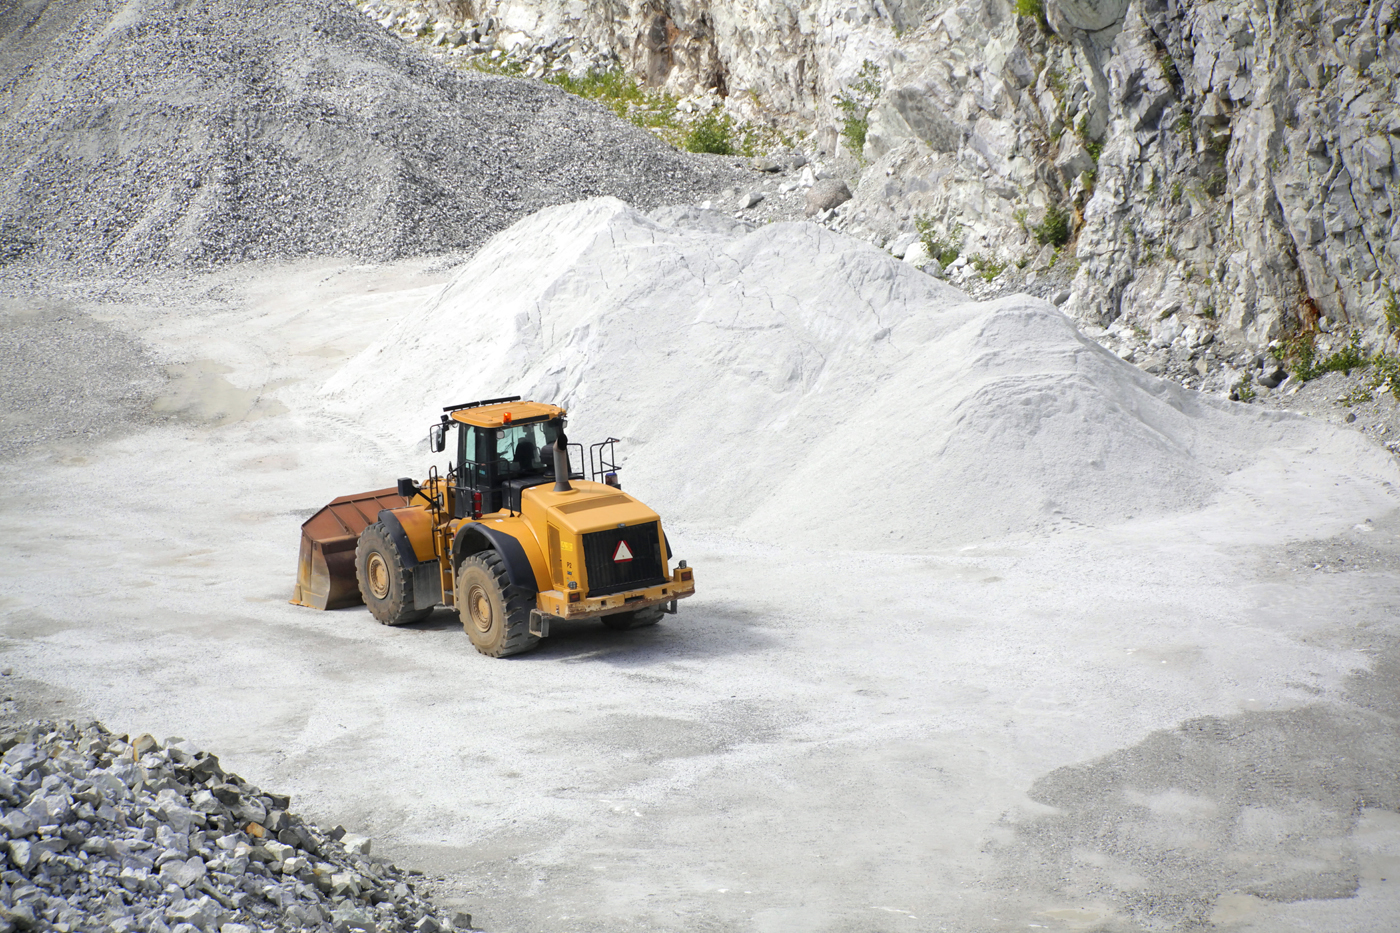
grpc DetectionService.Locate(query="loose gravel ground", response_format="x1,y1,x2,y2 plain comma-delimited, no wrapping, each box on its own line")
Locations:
1260,368,1400,458
0,300,166,461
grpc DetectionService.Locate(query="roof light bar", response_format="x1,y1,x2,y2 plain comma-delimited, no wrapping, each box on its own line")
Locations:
442,396,522,413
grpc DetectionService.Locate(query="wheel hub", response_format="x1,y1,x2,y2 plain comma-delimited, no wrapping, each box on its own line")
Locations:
468,583,493,633
366,552,390,600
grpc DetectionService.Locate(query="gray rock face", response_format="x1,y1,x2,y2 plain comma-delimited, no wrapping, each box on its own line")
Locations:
1050,0,1130,32
874,87,964,154
848,0,1400,352
0,719,460,933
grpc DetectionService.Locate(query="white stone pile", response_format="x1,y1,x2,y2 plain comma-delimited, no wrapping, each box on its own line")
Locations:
324,198,1394,548
0,720,466,933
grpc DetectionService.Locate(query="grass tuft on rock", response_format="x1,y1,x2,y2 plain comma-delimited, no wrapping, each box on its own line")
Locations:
1016,0,1050,31
834,60,882,155
1275,330,1400,401
915,216,962,266
1032,204,1072,247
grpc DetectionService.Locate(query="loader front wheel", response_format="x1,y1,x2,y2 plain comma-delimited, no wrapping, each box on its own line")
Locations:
456,552,539,658
355,523,432,626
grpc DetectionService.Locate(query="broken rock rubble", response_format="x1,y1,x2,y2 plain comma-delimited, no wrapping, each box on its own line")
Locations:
0,720,468,933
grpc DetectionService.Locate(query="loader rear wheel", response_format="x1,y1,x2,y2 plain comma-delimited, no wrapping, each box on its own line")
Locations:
355,523,432,626
456,551,539,657
602,606,664,630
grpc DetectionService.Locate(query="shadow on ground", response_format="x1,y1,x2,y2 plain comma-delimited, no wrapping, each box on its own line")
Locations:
1000,636,1400,929
396,601,777,665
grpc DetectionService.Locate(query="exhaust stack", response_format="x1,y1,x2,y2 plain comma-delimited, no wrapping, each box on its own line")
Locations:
553,428,573,492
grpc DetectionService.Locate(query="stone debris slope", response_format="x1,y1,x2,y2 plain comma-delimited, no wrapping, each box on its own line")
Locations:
0,0,743,267
0,720,465,933
323,198,1394,548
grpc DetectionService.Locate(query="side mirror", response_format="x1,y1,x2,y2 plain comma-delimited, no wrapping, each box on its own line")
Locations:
429,423,446,453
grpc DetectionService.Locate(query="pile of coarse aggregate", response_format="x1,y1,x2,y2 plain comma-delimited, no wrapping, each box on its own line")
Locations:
0,0,745,268
323,197,1395,548
0,719,465,933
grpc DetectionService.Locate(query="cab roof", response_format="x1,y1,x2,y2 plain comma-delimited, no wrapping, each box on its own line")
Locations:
448,400,565,428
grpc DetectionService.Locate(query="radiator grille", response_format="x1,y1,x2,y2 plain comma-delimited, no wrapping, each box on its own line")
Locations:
582,521,666,597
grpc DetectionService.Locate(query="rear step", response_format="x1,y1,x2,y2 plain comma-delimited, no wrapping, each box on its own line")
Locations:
291,487,406,610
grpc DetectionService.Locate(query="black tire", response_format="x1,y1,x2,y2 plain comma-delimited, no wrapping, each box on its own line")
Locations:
356,523,433,626
456,551,539,657
602,606,665,631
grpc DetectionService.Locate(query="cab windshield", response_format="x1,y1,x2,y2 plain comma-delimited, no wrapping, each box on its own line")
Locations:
494,420,559,477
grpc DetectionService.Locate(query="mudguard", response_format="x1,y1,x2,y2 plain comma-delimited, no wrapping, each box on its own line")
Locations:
377,508,439,562
376,510,421,568
452,524,540,594
380,508,451,610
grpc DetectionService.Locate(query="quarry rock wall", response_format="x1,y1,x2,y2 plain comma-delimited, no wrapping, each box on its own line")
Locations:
374,0,1400,351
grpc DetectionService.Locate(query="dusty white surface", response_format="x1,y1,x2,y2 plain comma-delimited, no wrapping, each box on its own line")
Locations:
2,205,1400,932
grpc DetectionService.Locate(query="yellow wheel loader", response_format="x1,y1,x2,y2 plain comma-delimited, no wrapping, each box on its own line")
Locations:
291,397,696,657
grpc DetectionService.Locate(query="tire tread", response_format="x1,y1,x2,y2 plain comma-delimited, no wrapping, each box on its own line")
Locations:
457,551,539,657
356,523,433,626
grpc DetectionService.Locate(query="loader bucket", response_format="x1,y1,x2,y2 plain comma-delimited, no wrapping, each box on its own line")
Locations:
291,487,406,610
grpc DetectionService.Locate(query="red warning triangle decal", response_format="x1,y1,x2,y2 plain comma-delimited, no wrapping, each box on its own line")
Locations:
613,540,634,563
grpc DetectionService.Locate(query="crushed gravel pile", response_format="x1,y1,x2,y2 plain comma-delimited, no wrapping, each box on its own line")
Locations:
0,0,744,268
0,720,466,933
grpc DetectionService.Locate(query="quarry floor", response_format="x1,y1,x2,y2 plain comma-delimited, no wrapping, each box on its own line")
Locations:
2,260,1400,933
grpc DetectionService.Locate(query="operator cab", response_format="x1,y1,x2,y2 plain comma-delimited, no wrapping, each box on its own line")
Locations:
437,397,581,517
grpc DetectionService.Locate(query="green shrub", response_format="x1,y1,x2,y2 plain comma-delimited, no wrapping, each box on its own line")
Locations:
1159,52,1177,86
684,110,734,155
1278,330,1370,382
1015,0,1049,30
915,217,961,266
1374,354,1400,400
546,66,645,119
834,60,882,154
970,254,1008,281
1322,331,1369,375
1032,204,1071,247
